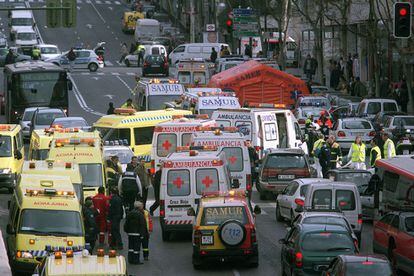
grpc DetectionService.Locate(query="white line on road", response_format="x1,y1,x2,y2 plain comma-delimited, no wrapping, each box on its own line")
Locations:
114,1,120,4
69,75,105,116
111,72,120,76
89,1,106,23
116,76,134,93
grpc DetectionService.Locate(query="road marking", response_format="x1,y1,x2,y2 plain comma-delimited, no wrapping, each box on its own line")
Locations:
111,72,120,76
89,1,106,23
81,72,90,75
77,6,80,10
126,72,135,76
104,61,113,66
114,1,120,4
95,0,101,3
105,0,110,4
69,75,105,116
104,94,114,99
97,72,104,75
108,6,113,10
116,76,134,93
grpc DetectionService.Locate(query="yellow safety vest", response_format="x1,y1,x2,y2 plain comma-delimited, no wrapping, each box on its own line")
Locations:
351,143,366,162
383,139,396,159
312,139,324,155
370,146,381,167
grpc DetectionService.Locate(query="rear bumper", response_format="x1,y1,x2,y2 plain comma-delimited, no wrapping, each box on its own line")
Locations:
258,180,289,193
192,245,258,262
160,218,192,232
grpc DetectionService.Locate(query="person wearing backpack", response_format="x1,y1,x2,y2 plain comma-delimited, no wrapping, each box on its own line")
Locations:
66,48,77,72
118,164,142,212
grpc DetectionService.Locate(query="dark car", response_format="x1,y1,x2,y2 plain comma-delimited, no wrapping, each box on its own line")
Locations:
0,48,31,66
280,224,358,276
142,54,168,77
323,254,394,276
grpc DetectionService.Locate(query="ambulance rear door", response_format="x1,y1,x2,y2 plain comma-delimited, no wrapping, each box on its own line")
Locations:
257,112,279,157
152,130,178,171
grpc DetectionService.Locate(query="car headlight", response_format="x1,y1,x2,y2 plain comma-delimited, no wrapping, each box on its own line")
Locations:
0,168,11,174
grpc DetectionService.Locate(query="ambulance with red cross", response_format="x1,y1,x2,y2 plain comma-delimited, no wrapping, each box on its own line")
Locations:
150,114,216,174
159,147,234,241
191,127,252,194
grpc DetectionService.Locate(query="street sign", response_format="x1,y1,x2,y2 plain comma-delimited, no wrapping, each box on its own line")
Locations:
206,24,215,32
232,8,259,38
233,8,255,16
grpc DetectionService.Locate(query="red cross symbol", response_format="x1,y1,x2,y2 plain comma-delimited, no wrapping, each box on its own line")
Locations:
228,156,237,164
162,140,172,151
173,177,183,189
202,176,213,188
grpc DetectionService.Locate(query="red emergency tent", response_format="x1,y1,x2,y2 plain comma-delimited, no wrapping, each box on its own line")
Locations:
208,60,309,107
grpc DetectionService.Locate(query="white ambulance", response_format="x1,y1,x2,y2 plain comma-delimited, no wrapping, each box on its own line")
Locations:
132,78,185,111
182,88,241,117
159,147,233,241
150,114,216,174
191,128,252,194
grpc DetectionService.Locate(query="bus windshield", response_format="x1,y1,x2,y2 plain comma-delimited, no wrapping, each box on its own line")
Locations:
148,95,181,110
11,72,68,108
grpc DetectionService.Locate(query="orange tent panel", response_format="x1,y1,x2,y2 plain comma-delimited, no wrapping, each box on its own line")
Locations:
208,60,309,106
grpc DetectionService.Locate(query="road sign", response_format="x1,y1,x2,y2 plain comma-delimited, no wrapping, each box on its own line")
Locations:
233,8,255,16
206,24,215,32
232,8,259,38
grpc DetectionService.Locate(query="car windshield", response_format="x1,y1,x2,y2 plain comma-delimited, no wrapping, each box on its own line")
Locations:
41,47,58,54
17,32,36,40
302,109,322,118
266,154,307,168
342,120,372,129
0,136,12,157
35,111,65,125
104,149,134,164
299,98,330,108
147,95,182,110
393,117,414,127
79,164,103,187
19,209,83,236
23,110,35,121
405,217,414,232
201,206,248,225
53,119,87,128
301,232,355,252
336,172,371,194
11,18,32,26
345,262,392,275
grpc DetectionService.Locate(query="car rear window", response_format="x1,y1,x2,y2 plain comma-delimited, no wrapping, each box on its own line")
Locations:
148,55,164,62
336,190,356,210
405,217,414,232
367,102,381,114
156,133,176,157
36,112,65,125
301,232,355,252
167,169,190,196
345,262,392,275
201,206,247,225
312,189,332,209
302,216,348,228
222,147,243,172
393,117,414,127
342,120,371,129
300,185,309,197
383,102,397,112
196,168,219,195
266,154,306,169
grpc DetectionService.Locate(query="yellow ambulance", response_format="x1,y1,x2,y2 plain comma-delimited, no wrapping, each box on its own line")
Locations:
6,174,85,274
48,131,105,198
0,124,24,193
93,108,192,163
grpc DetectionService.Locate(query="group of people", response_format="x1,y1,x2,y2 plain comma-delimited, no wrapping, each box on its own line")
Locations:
82,155,161,265
119,42,146,66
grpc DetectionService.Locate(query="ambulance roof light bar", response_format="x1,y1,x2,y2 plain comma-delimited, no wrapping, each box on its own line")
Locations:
248,103,287,108
113,108,136,115
0,125,12,131
196,91,235,97
29,161,73,169
196,126,239,133
202,190,248,198
55,138,97,147
171,114,209,120
25,188,75,197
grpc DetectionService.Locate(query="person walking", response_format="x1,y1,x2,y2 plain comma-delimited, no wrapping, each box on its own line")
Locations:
107,102,115,115
108,187,124,250
382,132,396,159
106,155,122,189
327,135,342,169
142,208,152,260
66,48,77,72
346,53,353,80
83,197,98,253
210,47,217,63
219,45,225,57
149,166,161,216
330,61,341,89
312,134,325,178
347,136,366,170
123,201,147,264
119,43,128,64
134,157,150,208
244,44,252,58
118,164,142,212
318,140,331,178
353,77,367,97
398,77,409,113
137,44,146,67
5,49,15,65
92,187,110,246
370,139,381,169
32,46,41,60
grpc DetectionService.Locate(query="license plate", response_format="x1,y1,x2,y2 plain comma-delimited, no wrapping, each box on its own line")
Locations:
351,132,364,136
201,235,213,245
278,175,295,180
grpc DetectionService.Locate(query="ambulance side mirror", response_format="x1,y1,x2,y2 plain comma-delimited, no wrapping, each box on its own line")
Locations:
231,179,240,189
15,150,23,160
187,207,195,217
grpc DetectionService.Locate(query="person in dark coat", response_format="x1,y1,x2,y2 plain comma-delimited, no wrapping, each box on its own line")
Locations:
124,201,148,264
83,197,98,253
399,78,409,113
210,47,218,63
5,49,15,65
107,102,115,115
330,61,341,89
108,187,124,250
318,141,331,178
149,167,161,216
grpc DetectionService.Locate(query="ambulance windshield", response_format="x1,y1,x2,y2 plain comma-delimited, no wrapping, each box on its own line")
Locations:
148,95,181,110
0,136,12,157
79,164,103,187
19,209,83,236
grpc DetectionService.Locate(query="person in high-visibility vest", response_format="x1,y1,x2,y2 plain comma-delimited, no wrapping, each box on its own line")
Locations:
370,139,381,168
312,133,325,177
143,209,152,260
327,135,342,169
32,46,41,60
382,132,396,159
347,136,366,170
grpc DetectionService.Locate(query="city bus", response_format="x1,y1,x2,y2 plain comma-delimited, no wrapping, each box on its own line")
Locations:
2,61,70,123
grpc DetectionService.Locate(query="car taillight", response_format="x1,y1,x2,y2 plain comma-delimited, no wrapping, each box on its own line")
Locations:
294,198,304,206
163,58,168,67
354,239,359,249
150,160,155,175
295,252,303,268
97,56,103,61
261,168,269,182
298,119,306,124
368,131,375,137
251,227,257,243
246,174,252,192
337,131,346,137
358,214,363,225
160,199,165,217
193,229,201,245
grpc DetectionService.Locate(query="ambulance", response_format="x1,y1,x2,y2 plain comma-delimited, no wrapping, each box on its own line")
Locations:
191,127,252,194
48,131,105,198
159,147,234,241
181,88,241,117
93,108,192,162
175,58,214,88
132,78,185,111
6,174,85,274
22,160,84,203
151,114,216,174
0,124,24,193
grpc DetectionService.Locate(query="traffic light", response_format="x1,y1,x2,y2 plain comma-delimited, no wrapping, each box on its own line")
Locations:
46,0,61,28
62,0,77,28
393,2,412,38
226,18,233,35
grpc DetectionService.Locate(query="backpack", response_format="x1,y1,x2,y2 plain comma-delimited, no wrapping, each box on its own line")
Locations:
67,50,76,61
121,172,138,194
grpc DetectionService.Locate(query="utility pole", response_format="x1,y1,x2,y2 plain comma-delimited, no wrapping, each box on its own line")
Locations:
190,0,196,43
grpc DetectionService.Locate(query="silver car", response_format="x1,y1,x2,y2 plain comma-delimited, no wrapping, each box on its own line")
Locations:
330,118,375,150
382,115,414,135
19,107,47,139
46,49,103,72
29,108,66,135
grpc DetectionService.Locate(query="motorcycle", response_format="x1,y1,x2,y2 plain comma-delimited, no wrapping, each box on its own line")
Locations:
93,42,106,64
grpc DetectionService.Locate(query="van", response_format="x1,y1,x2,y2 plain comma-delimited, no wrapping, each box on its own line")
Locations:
357,98,399,120
122,11,144,33
159,148,232,241
169,43,230,64
15,27,38,54
175,59,213,88
9,10,34,41
134,19,160,42
303,181,363,242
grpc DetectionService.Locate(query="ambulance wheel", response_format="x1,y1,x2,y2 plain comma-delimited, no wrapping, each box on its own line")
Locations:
161,229,170,241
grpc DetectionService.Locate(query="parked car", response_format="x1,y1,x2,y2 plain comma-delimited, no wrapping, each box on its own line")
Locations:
373,211,414,275
29,108,66,134
257,149,315,200
295,106,325,129
19,107,47,139
323,254,394,276
330,117,375,151
50,117,89,130
0,48,31,66
46,48,103,72
37,44,61,60
372,111,406,130
142,54,168,77
124,45,167,67
382,115,414,136
357,98,399,120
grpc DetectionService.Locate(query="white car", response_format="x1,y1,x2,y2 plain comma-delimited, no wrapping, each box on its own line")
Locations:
46,49,103,72
330,117,375,150
15,26,38,48
103,146,135,172
382,115,414,134
38,44,61,60
276,178,332,222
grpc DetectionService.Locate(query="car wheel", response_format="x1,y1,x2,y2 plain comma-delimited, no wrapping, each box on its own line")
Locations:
161,229,170,241
88,63,98,72
276,204,283,222
125,59,130,67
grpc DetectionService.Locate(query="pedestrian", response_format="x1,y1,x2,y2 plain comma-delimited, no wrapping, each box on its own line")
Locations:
244,44,251,58
92,187,111,246
108,187,124,250
83,197,98,253
352,54,360,79
347,136,366,170
312,133,325,178
317,112,333,138
353,77,367,97
346,53,353,80
370,139,381,169
149,166,161,216
339,57,346,75
119,43,128,64
133,157,150,208
107,102,115,115
130,42,137,54
118,164,142,212
210,47,217,63
330,61,341,89
121,98,136,110
327,135,342,169
223,46,230,56
124,201,147,264
337,76,349,94
381,132,396,159
5,49,15,65
32,46,41,60
246,140,258,186
219,45,225,57
137,44,146,66
379,77,391,98
398,77,409,113
318,140,331,178
66,48,77,72
303,54,317,81
106,155,122,189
